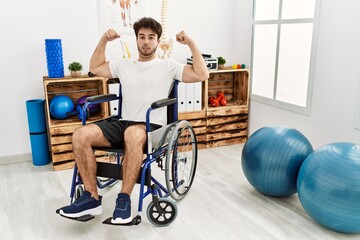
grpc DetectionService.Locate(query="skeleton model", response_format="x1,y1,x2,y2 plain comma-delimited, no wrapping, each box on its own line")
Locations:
158,0,173,59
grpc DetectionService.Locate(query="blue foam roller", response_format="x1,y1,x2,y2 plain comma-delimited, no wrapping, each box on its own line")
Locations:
26,99,47,133
45,39,64,78
29,133,50,166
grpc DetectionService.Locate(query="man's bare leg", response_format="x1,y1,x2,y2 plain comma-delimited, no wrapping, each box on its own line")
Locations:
72,124,112,200
109,124,146,223
121,125,147,195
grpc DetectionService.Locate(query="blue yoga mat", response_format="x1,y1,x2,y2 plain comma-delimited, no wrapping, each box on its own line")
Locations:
26,99,50,166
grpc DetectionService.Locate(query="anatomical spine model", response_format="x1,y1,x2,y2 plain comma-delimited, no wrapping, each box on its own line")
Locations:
158,0,173,59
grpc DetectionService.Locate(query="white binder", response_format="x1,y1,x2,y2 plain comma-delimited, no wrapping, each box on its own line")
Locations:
177,82,186,112
185,83,194,112
193,82,202,111
108,83,120,116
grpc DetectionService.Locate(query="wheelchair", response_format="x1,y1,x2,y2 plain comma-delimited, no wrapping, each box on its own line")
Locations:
63,80,198,227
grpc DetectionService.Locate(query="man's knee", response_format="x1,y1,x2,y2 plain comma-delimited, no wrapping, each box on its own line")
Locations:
72,125,99,147
124,125,146,146
72,126,88,147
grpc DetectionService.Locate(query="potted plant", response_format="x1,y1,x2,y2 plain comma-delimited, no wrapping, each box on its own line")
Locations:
68,61,83,77
217,56,226,69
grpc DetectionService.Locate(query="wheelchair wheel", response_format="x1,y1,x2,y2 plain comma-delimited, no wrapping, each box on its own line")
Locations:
165,120,197,200
146,198,178,227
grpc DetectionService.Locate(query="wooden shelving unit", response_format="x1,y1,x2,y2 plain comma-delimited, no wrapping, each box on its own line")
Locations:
179,67,250,148
43,76,111,170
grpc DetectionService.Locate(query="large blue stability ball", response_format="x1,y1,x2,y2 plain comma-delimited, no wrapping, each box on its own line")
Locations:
241,125,313,197
297,142,360,233
49,95,74,119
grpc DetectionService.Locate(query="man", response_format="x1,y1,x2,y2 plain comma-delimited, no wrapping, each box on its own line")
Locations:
58,17,208,224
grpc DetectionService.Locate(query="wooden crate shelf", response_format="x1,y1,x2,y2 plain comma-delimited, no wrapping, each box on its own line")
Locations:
179,67,250,149
43,76,111,170
178,110,207,149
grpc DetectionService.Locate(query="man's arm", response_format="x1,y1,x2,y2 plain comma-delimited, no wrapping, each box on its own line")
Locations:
176,31,209,83
89,29,120,78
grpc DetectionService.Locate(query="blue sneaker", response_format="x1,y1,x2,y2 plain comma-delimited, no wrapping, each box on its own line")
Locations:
111,193,132,224
59,191,102,218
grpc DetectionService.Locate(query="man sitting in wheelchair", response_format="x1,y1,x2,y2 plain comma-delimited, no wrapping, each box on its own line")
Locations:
57,17,208,225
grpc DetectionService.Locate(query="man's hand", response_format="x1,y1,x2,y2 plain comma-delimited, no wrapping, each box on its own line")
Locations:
102,29,120,42
176,31,193,46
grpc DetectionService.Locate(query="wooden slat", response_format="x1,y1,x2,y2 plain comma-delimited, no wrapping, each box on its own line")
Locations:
192,126,206,135
52,143,72,153
207,115,247,126
53,160,75,171
236,70,250,104
46,81,99,94
207,107,248,117
186,119,206,127
206,137,247,148
51,135,73,145
197,143,206,149
178,111,206,120
208,72,234,81
49,125,81,135
52,152,74,163
207,122,248,133
196,134,206,142
206,130,248,142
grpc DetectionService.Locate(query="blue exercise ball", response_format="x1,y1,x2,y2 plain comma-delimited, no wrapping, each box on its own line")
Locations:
297,142,360,233
241,125,313,197
49,95,74,119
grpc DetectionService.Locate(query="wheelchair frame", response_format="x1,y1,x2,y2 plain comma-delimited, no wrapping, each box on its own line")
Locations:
67,80,198,226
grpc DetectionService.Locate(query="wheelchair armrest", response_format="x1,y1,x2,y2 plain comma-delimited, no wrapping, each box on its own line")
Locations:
81,94,120,125
86,94,118,104
151,98,176,109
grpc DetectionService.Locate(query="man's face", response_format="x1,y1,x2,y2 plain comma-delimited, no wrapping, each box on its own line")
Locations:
137,28,160,57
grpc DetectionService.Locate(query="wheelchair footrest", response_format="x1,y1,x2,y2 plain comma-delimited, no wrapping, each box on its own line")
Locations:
102,215,142,226
55,209,95,222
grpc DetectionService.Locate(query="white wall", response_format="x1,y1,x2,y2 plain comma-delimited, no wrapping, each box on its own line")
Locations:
1,0,359,162
0,0,99,159
248,0,360,148
0,0,238,160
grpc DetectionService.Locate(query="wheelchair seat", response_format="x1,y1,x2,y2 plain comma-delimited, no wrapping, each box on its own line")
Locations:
65,79,198,226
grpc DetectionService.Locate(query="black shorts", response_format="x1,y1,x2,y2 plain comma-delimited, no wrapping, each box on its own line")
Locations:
94,119,161,149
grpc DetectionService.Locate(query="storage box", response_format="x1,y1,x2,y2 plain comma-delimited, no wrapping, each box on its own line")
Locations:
43,76,111,170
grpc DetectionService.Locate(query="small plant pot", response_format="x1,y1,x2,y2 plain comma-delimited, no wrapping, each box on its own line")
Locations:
218,64,225,69
70,71,81,77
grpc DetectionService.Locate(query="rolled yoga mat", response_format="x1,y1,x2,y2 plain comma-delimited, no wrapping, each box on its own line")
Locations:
26,99,50,166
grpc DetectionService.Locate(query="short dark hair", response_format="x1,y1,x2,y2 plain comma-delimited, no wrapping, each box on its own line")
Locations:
133,17,162,39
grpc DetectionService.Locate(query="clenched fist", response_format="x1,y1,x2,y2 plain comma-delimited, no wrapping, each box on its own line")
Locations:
102,29,120,42
176,31,193,46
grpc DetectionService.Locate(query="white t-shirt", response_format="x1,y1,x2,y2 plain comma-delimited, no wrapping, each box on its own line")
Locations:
109,57,185,126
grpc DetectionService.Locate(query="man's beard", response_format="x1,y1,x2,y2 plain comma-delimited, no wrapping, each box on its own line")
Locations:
138,45,158,57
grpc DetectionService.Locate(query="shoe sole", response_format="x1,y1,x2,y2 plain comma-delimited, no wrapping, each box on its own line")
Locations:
59,206,103,218
111,214,133,224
